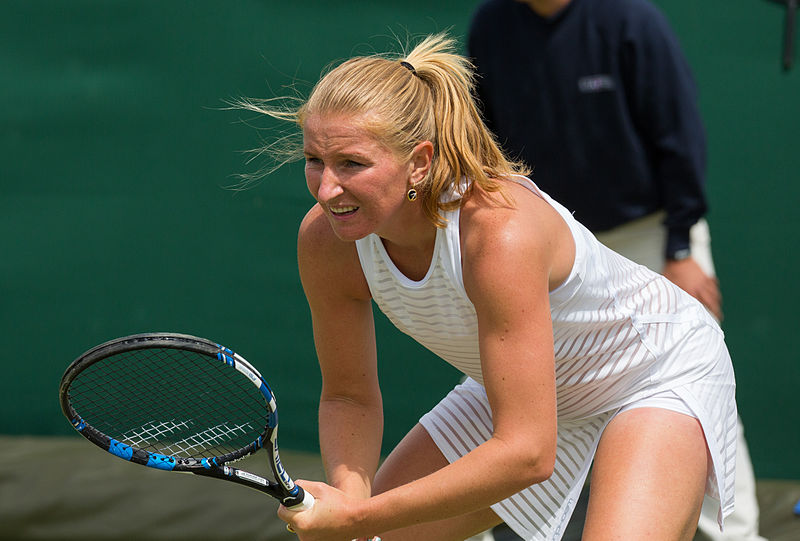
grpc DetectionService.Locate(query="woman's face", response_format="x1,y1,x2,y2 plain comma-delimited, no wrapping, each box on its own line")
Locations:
303,113,415,242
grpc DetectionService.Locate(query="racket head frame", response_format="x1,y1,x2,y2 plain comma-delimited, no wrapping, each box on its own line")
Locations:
59,332,310,509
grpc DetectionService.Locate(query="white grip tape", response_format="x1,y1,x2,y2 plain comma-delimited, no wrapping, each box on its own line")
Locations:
286,489,315,511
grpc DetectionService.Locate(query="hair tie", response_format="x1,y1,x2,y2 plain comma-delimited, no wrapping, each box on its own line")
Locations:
400,60,416,74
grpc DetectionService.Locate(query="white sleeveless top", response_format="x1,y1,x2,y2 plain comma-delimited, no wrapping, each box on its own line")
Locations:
356,176,720,419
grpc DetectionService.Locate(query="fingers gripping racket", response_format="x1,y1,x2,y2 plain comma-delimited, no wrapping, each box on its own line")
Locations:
59,332,314,511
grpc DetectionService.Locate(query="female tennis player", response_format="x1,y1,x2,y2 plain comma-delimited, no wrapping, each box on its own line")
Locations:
250,33,737,541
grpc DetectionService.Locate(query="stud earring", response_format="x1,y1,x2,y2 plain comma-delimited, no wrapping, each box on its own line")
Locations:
407,188,418,202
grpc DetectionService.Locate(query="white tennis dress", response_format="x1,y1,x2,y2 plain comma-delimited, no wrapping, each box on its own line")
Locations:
355,176,737,540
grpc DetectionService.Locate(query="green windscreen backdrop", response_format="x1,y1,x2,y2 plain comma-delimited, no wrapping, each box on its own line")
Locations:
2,1,798,480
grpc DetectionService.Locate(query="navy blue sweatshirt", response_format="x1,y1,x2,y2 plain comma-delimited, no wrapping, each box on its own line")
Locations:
468,0,707,259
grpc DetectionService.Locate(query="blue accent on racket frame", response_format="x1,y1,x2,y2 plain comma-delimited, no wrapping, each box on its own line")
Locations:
146,453,176,470
215,345,236,367
216,352,231,366
108,439,133,461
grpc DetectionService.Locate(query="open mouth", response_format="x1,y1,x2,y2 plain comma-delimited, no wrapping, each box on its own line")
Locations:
329,205,359,217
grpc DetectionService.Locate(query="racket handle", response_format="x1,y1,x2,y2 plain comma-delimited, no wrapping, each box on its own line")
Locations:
285,487,315,511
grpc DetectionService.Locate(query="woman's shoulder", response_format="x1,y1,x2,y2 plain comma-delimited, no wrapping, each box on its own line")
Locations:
459,177,575,288
460,176,562,234
298,204,370,301
298,204,335,246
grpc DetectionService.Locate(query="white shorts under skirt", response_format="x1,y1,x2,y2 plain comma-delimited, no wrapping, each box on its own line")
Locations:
419,334,737,541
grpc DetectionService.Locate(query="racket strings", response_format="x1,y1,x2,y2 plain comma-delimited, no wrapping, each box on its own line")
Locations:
68,347,269,459
122,419,254,456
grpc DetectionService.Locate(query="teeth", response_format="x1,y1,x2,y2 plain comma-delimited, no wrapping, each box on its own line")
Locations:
330,205,358,215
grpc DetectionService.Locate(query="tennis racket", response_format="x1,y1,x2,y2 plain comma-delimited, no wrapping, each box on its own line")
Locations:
58,332,314,511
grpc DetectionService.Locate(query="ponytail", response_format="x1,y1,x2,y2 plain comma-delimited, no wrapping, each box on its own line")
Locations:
401,33,528,225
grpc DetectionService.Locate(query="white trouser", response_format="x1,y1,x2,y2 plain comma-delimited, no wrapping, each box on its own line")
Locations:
594,211,715,276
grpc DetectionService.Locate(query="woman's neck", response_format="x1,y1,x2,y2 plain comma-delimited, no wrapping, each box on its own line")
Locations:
378,214,438,282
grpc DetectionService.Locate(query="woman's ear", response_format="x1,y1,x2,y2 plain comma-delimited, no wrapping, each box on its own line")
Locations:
408,140,434,185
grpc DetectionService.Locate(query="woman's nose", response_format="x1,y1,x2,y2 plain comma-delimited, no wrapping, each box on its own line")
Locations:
316,167,344,202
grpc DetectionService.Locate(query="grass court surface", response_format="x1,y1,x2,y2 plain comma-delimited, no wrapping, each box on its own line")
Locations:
2,436,797,540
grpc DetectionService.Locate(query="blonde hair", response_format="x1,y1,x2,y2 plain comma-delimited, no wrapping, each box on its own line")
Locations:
239,32,529,226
